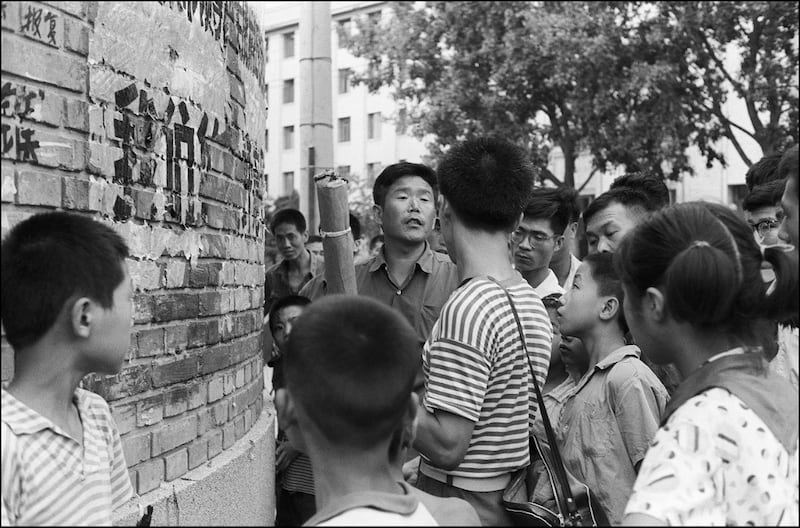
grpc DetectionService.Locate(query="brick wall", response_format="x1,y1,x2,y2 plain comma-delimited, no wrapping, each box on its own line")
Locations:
1,1,271,497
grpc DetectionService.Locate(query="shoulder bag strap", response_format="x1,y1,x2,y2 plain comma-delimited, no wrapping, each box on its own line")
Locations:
486,276,579,519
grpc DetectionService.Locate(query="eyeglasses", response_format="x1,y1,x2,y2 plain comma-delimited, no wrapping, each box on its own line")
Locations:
752,219,780,239
511,228,559,246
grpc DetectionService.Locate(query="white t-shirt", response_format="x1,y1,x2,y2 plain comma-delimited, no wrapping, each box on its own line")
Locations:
307,481,439,526
317,504,437,526
624,387,799,526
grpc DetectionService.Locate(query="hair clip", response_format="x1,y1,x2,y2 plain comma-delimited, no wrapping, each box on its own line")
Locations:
690,240,711,249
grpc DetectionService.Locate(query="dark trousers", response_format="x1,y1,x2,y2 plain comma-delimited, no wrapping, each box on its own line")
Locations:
275,488,316,526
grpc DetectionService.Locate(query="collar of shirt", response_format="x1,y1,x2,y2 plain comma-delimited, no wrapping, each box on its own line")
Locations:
275,249,324,279
367,241,435,276
533,269,565,298
305,480,421,526
2,388,89,442
573,345,641,393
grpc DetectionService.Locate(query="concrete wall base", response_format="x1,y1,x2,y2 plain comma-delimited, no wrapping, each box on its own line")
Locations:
115,402,276,526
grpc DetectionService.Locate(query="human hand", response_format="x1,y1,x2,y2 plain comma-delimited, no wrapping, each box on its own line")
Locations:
402,457,420,485
276,442,300,473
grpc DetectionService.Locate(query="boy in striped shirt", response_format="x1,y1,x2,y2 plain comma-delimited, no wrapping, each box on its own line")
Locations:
412,137,552,526
2,212,134,526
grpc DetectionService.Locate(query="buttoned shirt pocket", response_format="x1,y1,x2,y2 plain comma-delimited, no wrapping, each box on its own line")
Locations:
579,400,614,458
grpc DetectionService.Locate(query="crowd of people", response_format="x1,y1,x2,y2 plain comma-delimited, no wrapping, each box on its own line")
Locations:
1,137,797,526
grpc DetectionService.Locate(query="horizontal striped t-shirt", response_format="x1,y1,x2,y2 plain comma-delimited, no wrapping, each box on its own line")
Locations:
2,388,134,526
422,276,551,478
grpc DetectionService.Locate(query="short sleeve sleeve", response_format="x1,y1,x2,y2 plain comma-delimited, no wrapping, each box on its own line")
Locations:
105,411,135,510
612,371,667,466
624,398,725,525
1,423,20,526
423,300,491,422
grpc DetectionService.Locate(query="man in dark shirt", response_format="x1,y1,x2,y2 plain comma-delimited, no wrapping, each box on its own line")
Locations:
300,162,459,348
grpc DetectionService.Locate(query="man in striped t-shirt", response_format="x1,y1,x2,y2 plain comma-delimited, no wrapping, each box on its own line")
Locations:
412,138,552,526
1,213,134,525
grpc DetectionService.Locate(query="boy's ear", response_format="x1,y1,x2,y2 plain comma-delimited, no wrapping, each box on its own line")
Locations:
598,296,621,323
644,287,666,322
554,235,565,253
70,297,94,338
373,204,384,228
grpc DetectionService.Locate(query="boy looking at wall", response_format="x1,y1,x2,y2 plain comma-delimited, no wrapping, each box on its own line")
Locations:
1,212,135,525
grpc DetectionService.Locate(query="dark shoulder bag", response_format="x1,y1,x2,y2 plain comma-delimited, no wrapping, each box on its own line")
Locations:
489,278,609,527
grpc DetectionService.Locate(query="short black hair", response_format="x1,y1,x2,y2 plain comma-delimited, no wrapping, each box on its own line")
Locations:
307,235,323,244
742,179,786,212
436,137,534,231
746,154,783,191
1,212,129,350
609,172,670,210
554,185,581,224
349,212,362,241
373,162,437,207
284,295,419,450
778,145,798,194
582,186,651,229
582,252,628,334
268,295,311,336
270,208,306,234
524,187,571,235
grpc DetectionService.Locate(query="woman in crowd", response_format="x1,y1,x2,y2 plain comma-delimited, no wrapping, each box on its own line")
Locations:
616,201,798,526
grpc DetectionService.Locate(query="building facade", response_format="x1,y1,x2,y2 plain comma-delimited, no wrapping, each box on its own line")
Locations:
256,1,768,216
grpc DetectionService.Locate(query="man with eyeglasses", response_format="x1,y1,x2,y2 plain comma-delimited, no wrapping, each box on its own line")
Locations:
743,179,786,249
512,187,567,298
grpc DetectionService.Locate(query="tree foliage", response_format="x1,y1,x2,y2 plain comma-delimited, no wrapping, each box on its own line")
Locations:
343,1,799,186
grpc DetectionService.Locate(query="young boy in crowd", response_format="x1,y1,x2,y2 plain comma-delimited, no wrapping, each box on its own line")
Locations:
1,212,134,525
275,295,442,525
556,252,668,525
268,295,316,526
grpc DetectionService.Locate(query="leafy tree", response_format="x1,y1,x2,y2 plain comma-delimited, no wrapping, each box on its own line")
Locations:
343,1,798,186
656,1,798,166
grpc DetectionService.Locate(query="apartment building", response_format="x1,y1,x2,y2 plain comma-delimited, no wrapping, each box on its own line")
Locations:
257,1,428,215
255,1,766,213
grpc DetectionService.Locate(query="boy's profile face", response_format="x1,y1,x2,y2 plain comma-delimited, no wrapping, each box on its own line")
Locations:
557,262,601,338
272,305,305,353
86,264,134,373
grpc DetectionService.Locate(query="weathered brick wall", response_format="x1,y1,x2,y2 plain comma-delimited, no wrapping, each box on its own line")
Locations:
1,1,270,498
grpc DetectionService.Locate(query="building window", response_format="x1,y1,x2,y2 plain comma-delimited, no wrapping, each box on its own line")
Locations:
265,35,269,62
283,171,294,194
336,165,351,179
669,188,677,205
338,69,352,94
283,126,294,150
367,112,381,140
283,79,294,104
338,117,351,142
265,129,269,152
368,10,381,25
337,18,352,48
283,32,295,58
367,162,381,185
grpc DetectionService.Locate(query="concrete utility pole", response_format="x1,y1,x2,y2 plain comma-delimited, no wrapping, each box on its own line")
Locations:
298,1,334,234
